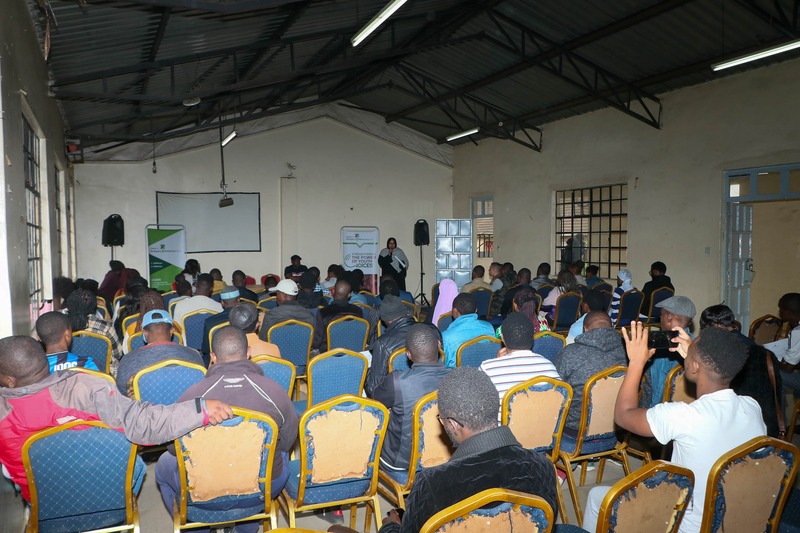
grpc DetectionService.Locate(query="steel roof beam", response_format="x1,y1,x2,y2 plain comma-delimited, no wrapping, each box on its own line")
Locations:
734,0,800,37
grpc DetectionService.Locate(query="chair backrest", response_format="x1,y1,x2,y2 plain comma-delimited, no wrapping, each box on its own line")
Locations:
96,295,107,310
207,321,231,354
67,366,116,384
121,313,140,333
132,359,207,405
128,330,183,352
23,420,138,532
553,292,582,330
239,297,257,306
437,312,454,332
456,335,502,368
398,392,455,492
663,365,697,403
113,293,126,310
431,283,440,307
419,488,554,533
502,377,572,463
701,436,799,533
267,320,313,372
96,306,109,320
305,349,368,409
470,288,493,317
71,331,112,373
594,281,613,293
389,346,410,373
327,315,370,352
258,295,279,310
359,291,379,307
401,300,418,319
537,284,555,300
600,290,613,311
168,297,182,316
162,291,180,309
573,366,627,452
749,314,783,345
598,460,694,533
174,407,278,526
181,309,218,350
614,290,644,328
533,332,565,364
295,396,388,507
252,355,296,398
646,287,675,322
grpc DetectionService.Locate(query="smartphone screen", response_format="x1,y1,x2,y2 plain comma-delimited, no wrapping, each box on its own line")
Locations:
648,330,679,350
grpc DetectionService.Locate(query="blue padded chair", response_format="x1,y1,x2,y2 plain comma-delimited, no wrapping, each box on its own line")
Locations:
181,309,218,351
533,332,566,364
455,335,502,368
96,305,110,320
552,292,582,333
121,313,139,333
470,288,493,318
71,330,113,373
294,349,368,416
702,436,798,533
257,295,279,310
537,283,555,300
431,283,440,307
211,293,222,303
173,407,280,532
327,316,370,352
127,331,183,352
359,291,379,307
253,355,296,398
437,312,454,332
593,281,613,293
613,289,644,328
419,488,555,533
378,391,453,510
388,346,410,373
644,286,675,325
556,365,631,526
22,420,142,533
267,320,313,385
132,360,206,405
599,290,613,312
279,396,389,531
162,291,180,309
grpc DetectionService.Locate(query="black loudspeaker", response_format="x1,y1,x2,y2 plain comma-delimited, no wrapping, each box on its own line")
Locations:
414,219,430,246
102,214,125,247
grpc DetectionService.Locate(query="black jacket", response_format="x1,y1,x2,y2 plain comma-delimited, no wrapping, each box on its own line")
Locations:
365,315,416,397
312,300,362,352
731,334,783,437
641,274,674,314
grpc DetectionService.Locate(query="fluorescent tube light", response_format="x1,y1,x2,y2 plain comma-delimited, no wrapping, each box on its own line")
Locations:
446,127,480,142
351,0,408,47
712,39,800,71
221,130,237,147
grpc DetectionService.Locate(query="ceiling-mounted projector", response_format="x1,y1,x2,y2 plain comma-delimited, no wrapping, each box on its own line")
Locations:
219,195,234,208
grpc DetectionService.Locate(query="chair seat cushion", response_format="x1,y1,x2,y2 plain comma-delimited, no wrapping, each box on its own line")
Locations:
560,430,618,455
39,510,127,533
380,467,408,486
186,494,265,524
284,460,371,506
553,524,590,532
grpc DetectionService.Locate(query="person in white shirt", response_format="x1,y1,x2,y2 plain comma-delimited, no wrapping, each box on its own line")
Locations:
480,312,560,405
777,293,800,397
172,273,223,325
582,322,766,533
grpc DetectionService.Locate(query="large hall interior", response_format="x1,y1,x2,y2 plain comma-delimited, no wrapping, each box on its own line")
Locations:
2,0,800,531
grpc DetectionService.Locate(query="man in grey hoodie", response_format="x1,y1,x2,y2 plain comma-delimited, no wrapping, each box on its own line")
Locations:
555,312,628,430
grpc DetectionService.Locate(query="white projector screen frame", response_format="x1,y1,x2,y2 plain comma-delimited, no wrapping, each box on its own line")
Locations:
156,192,261,253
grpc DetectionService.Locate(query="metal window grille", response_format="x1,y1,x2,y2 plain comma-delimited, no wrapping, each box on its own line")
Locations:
472,197,494,258
555,184,628,279
24,119,43,323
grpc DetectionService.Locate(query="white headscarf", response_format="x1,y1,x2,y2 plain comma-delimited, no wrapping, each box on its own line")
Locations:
617,269,634,292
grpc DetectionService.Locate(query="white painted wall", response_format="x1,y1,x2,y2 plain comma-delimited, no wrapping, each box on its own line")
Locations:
452,57,800,319
75,118,453,293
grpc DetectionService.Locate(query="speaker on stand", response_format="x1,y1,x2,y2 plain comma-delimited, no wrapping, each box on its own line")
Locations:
102,214,125,260
413,219,430,306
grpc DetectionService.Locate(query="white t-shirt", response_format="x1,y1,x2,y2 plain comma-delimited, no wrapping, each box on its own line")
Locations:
172,295,223,325
646,389,766,533
480,349,560,403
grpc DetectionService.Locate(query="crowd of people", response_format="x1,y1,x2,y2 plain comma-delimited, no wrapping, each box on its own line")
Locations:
1,252,798,533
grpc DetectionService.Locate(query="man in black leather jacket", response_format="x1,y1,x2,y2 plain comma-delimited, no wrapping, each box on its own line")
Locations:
365,295,415,397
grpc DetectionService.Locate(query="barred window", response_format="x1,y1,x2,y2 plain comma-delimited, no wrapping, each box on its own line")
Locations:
24,119,43,324
555,184,628,279
471,197,494,258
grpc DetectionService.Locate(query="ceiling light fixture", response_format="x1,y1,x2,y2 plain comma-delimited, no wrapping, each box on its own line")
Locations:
446,127,480,142
712,38,800,71
351,0,409,47
182,96,201,107
221,129,237,147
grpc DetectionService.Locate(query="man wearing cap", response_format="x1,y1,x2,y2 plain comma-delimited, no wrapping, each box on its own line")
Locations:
643,295,697,407
258,279,315,341
172,273,223,326
313,279,362,353
115,310,205,397
365,295,417,397
284,255,308,283
229,302,281,358
201,285,241,364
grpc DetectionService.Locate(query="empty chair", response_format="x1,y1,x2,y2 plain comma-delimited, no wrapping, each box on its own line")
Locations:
748,314,783,345
267,320,313,393
613,290,644,328
121,313,140,333
253,355,296,398
181,309,218,351
552,292,582,333
456,335,502,368
71,330,112,373
162,291,180,309
359,291,379,307
294,349,368,416
533,332,566,363
327,315,370,352
132,359,206,405
593,282,613,294
470,288,493,318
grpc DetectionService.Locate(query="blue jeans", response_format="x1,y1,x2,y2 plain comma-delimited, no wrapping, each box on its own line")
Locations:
155,451,289,533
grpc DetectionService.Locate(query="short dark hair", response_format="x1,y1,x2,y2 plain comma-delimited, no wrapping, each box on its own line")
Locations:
503,262,514,271
0,336,48,380
232,270,246,282
197,273,214,287
586,265,599,276
53,276,75,300
537,262,551,276
502,312,534,350
472,265,485,278
327,264,339,275
693,327,748,381
700,304,737,330
779,293,800,315
291,254,301,261
517,268,532,283
406,324,440,363
379,278,400,298
210,268,222,277
211,326,249,362
175,279,192,296
438,368,498,433
651,261,667,274
36,312,71,345
584,290,607,312
309,266,320,278
452,293,477,315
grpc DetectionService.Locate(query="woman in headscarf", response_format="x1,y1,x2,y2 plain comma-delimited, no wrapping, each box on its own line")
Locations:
608,268,635,322
378,237,409,291
431,279,458,327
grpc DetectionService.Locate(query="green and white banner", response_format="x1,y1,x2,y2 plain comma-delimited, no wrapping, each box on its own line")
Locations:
341,226,380,294
146,225,186,292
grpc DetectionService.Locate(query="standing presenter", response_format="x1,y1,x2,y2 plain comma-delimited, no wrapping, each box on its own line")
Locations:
379,237,409,291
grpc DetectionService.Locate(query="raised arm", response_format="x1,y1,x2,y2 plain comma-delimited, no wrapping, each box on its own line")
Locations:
614,321,655,437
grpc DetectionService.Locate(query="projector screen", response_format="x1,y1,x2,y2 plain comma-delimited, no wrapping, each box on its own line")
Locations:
156,192,261,253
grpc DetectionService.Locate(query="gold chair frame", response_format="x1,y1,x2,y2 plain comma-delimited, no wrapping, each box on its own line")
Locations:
748,314,783,344
644,287,675,327
663,364,697,404
121,313,140,333
533,331,566,351
387,346,408,373
469,288,494,318
326,315,370,352
552,292,582,334
431,283,440,307
131,359,207,402
613,290,645,329
455,335,502,367
67,366,116,384
251,355,297,398
206,321,231,355
400,300,419,320
436,311,453,330
301,349,368,411
180,308,220,342
267,319,314,393
72,330,113,374
256,296,278,313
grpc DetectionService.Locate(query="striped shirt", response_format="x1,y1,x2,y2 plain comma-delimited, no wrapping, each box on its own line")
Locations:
46,351,99,373
480,350,560,403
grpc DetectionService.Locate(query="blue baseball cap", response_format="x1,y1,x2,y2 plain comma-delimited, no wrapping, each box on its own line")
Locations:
142,310,173,328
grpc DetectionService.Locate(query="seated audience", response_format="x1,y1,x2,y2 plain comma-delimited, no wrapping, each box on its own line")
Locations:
172,273,223,326
229,302,281,358
500,267,532,317
530,262,552,289
504,287,549,336
180,259,202,293
541,270,580,322
258,280,315,340
442,293,495,368
322,264,340,293
365,295,415,397
98,259,126,307
35,311,99,373
556,312,627,432
124,289,179,353
480,312,559,403
640,261,675,313
378,277,413,305
313,279,362,352
776,293,800,401
459,265,491,293
608,268,634,322
155,327,297,532
583,323,766,533
308,266,332,298
52,275,75,311
374,324,451,471
232,269,259,302
114,276,149,337
568,260,586,286
488,264,516,319
65,288,123,373
584,264,602,288
201,286,241,362
297,271,327,309
284,254,308,282
209,268,226,293
115,310,205,397
347,269,369,305
0,335,232,502
567,290,607,344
